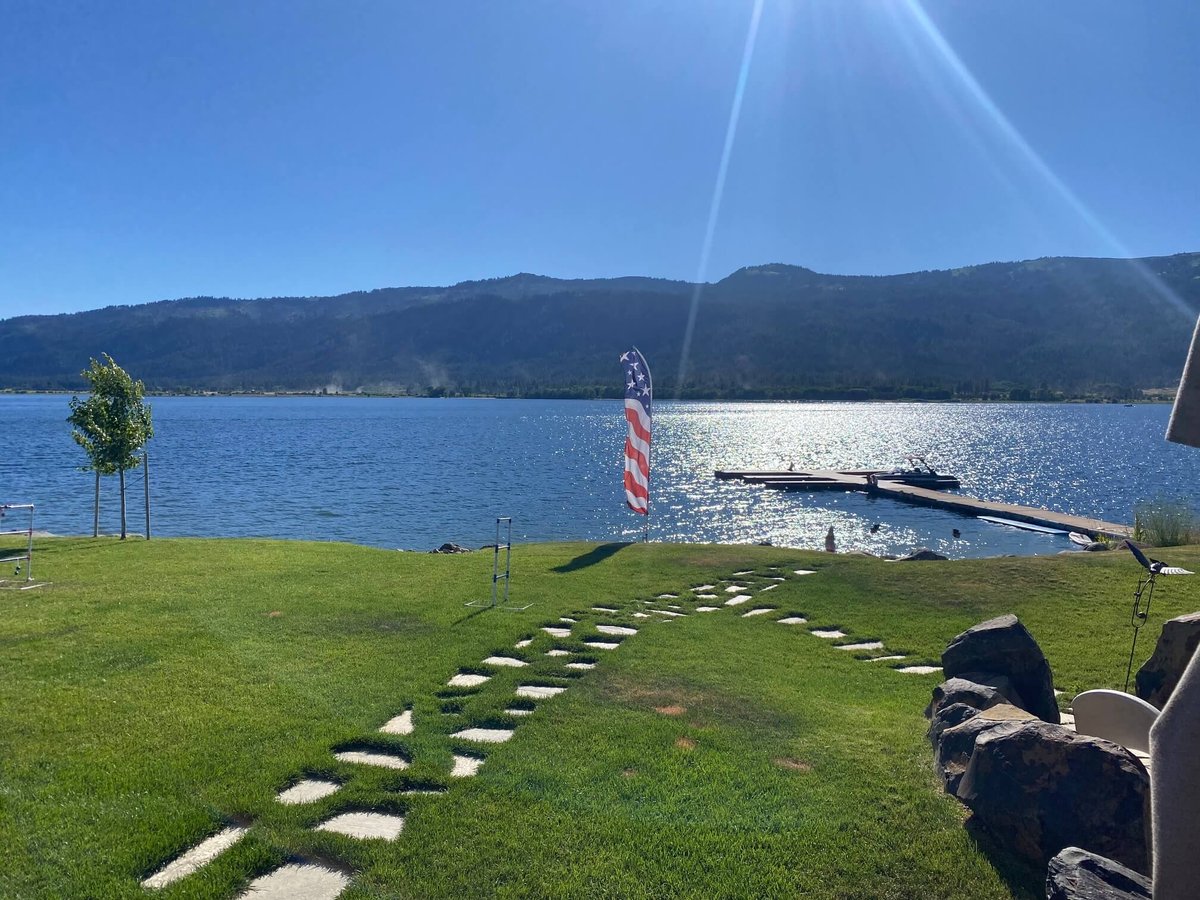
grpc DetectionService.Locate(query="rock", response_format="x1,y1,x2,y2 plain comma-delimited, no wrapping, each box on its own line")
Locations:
927,701,979,747
1135,611,1200,709
1083,541,1110,552
942,614,1060,724
430,542,471,554
933,704,1034,794
958,721,1150,873
889,548,949,562
1045,847,1150,900
925,673,1026,720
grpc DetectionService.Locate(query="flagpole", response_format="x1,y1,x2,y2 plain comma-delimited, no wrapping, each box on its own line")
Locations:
636,346,653,543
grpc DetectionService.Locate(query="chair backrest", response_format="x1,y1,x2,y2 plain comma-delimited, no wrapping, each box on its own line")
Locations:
1072,689,1160,754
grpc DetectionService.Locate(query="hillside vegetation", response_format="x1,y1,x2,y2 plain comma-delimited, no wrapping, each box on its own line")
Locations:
3,253,1199,399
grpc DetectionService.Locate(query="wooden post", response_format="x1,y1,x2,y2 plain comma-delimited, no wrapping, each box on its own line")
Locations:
93,471,100,538
119,467,127,540
143,452,150,540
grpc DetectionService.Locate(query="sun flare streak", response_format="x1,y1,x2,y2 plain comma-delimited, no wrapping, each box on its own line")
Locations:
674,0,766,398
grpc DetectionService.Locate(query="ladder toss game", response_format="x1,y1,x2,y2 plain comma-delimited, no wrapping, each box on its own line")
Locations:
0,504,47,590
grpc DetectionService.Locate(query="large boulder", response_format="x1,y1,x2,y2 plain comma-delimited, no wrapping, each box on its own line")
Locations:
1045,847,1150,900
933,704,1035,794
1135,611,1200,709
958,721,1150,873
925,673,1026,721
942,614,1060,724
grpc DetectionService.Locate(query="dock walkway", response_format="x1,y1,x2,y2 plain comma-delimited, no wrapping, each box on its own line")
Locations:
714,469,1131,540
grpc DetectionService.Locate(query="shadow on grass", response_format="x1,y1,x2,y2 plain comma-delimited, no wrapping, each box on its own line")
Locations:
552,542,631,573
963,815,1044,899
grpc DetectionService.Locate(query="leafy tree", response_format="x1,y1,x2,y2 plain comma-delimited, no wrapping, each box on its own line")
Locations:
67,354,154,539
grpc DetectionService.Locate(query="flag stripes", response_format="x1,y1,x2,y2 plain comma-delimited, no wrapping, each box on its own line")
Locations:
620,349,653,516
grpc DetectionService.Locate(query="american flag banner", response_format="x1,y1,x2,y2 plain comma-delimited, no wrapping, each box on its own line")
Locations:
620,348,653,516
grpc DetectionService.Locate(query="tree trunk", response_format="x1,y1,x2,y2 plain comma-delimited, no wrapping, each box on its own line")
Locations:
143,452,150,541
119,467,127,540
93,471,100,538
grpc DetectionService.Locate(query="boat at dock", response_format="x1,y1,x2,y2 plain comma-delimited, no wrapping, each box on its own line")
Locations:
871,454,960,490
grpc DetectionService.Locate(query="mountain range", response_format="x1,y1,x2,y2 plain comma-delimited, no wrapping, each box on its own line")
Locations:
3,253,1199,399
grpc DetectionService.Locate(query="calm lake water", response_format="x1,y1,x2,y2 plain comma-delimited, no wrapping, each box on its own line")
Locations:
2,395,1196,559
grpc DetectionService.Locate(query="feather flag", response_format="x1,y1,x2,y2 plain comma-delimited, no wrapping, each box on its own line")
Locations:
620,348,652,515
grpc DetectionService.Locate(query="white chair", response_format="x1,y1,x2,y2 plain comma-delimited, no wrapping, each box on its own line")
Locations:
1071,689,1160,754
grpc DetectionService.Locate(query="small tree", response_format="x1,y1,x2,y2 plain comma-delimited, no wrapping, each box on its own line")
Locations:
68,354,154,539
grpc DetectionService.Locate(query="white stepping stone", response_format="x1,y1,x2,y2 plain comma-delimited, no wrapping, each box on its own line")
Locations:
452,727,514,743
592,606,618,613
667,604,682,610
769,576,786,581
695,593,718,600
865,655,907,662
694,584,716,592
656,593,678,599
451,754,484,777
448,672,490,688
142,826,248,889
597,625,637,636
632,612,651,618
277,779,340,805
793,569,817,576
546,648,571,657
733,570,753,576
334,750,409,770
653,609,687,617
724,595,752,606
515,638,533,648
896,665,943,675
316,811,405,841
837,641,885,651
566,661,595,670
742,608,775,617
516,684,567,699
484,656,528,668
560,617,577,623
777,616,808,625
725,585,748,593
810,629,845,639
542,627,571,638
760,584,778,592
506,708,533,716
379,710,414,735
238,863,349,899
584,640,620,650
696,606,719,612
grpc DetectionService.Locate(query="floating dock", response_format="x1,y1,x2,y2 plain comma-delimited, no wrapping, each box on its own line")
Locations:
714,469,1132,540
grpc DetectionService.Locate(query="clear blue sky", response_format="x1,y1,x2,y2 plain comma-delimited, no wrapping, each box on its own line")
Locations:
2,0,1198,317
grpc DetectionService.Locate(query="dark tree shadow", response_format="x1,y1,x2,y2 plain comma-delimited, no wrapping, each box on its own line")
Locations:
552,542,631,573
963,815,1045,899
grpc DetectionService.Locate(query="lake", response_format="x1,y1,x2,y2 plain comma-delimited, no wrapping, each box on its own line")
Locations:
2,395,1196,559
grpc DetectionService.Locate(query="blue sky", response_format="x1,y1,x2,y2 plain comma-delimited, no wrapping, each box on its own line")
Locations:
2,1,1198,317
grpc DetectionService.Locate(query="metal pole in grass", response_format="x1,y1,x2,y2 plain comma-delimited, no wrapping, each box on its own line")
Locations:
143,451,151,540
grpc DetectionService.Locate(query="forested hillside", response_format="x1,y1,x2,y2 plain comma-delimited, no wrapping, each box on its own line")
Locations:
3,254,1199,399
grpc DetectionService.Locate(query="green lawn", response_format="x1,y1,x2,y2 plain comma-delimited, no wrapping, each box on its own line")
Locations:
2,538,1197,899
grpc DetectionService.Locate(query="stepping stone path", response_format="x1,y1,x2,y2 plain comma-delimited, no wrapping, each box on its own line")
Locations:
451,754,484,777
142,826,248,889
238,863,350,899
596,625,637,636
277,779,341,805
452,727,515,744
317,812,405,841
483,656,528,668
516,684,567,699
335,750,409,769
448,672,490,688
379,709,414,734
144,560,927,898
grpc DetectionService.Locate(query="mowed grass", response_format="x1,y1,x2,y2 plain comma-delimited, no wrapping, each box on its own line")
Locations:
2,538,1198,899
